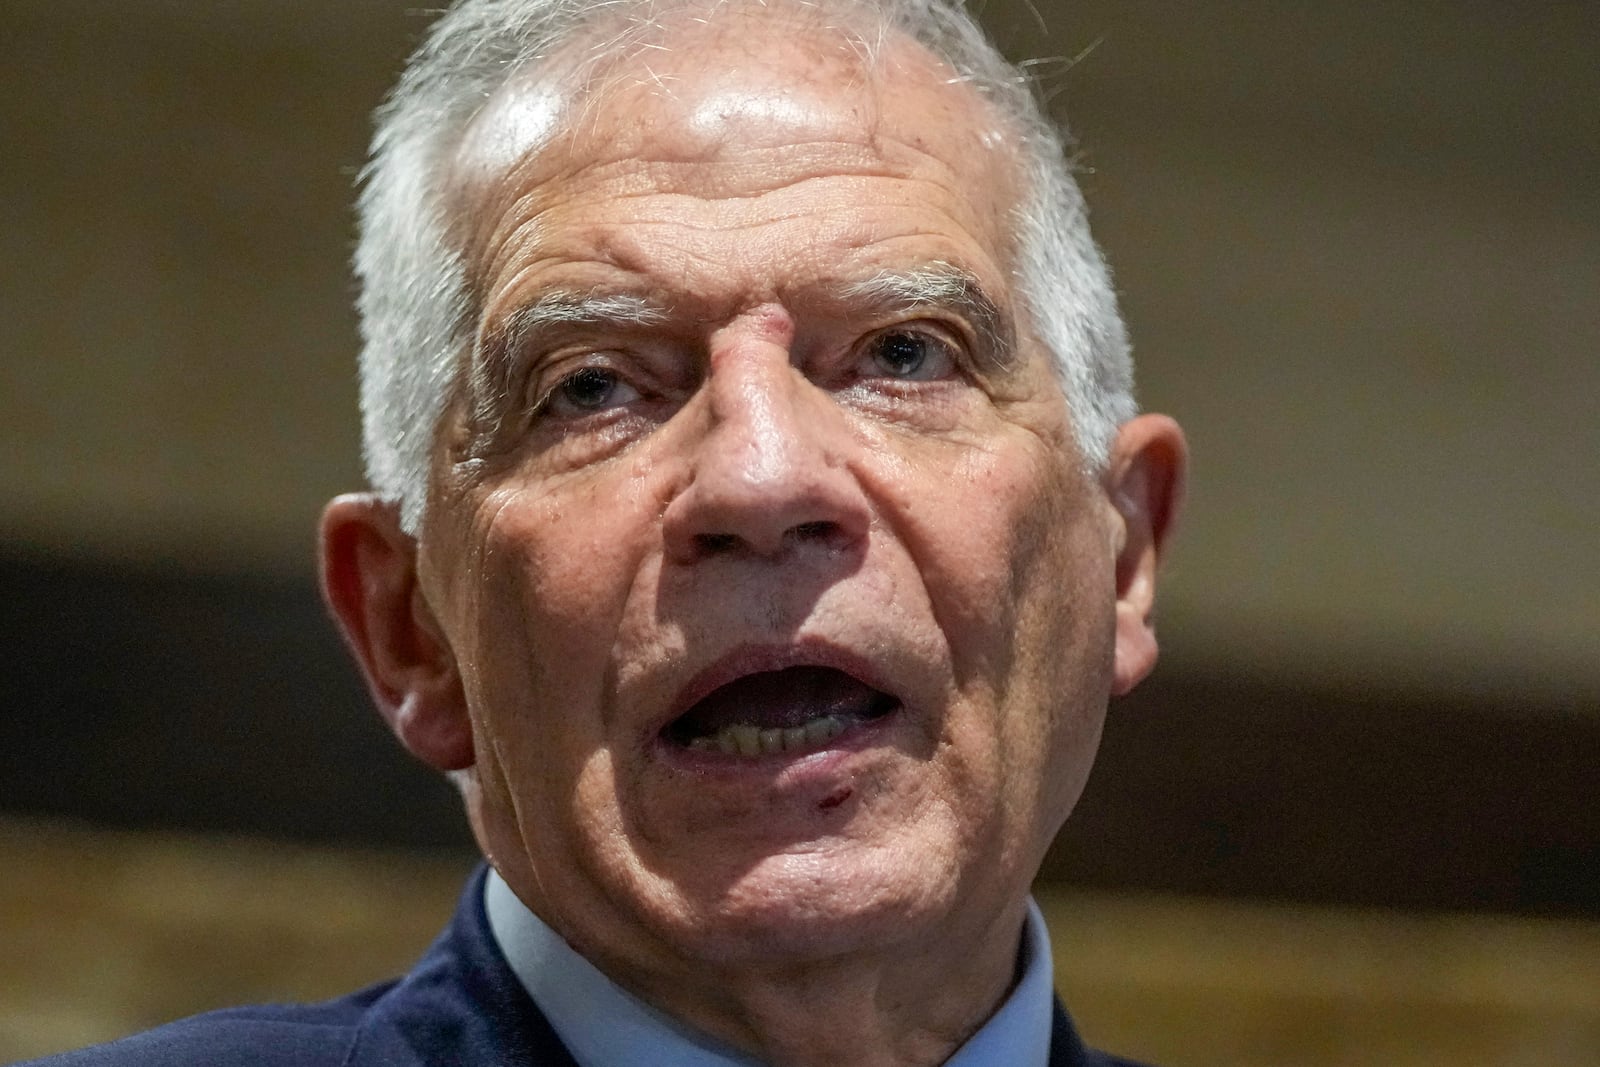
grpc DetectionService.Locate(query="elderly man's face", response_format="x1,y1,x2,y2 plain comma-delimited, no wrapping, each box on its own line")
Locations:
337,16,1175,983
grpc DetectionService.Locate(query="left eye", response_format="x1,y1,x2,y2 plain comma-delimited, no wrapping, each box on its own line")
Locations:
862,329,956,381
542,366,642,418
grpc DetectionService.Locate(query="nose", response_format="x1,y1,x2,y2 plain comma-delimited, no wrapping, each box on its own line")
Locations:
661,310,871,564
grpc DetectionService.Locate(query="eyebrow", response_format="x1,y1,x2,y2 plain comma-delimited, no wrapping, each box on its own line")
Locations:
487,263,1006,353
493,290,670,354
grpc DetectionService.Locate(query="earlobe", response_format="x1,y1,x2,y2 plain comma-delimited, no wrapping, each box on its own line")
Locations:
1105,415,1187,697
319,493,476,771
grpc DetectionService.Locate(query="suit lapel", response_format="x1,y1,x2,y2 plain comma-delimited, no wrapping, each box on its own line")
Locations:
1048,995,1093,1067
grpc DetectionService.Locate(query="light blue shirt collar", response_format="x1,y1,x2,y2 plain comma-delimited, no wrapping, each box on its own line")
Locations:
485,869,1053,1067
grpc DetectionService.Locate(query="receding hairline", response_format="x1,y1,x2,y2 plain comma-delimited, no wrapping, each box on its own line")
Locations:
442,3,1019,198
447,0,901,171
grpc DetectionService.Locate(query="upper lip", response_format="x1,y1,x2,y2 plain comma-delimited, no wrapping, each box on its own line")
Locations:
657,639,904,738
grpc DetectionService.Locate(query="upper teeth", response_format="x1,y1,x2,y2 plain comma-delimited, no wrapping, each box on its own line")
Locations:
688,715,848,756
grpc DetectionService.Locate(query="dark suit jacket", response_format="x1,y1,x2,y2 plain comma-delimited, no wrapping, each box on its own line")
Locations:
19,866,1152,1066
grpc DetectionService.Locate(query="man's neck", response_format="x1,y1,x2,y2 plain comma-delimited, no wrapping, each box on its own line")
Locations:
627,929,1018,1067
485,870,1049,1067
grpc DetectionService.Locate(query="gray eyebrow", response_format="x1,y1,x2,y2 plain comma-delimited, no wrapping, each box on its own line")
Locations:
836,264,985,307
497,290,671,348
836,264,1014,366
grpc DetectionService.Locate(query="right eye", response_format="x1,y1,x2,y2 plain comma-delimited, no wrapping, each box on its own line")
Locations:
861,328,956,381
542,367,641,418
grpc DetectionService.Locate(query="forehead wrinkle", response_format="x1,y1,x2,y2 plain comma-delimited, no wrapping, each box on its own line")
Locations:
475,167,1011,322
474,202,545,308
467,145,907,312
527,119,1016,277
542,163,998,261
509,134,922,212
511,204,1008,335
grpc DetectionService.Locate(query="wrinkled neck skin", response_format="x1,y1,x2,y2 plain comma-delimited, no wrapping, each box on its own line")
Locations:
623,894,1029,1067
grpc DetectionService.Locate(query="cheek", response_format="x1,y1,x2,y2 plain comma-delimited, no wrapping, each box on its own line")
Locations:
893,438,1086,686
1006,478,1118,824
476,479,640,650
450,476,662,771
448,478,666,879
894,432,1114,816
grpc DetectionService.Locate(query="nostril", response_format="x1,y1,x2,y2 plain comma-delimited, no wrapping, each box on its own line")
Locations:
688,523,841,558
791,521,835,542
695,532,739,554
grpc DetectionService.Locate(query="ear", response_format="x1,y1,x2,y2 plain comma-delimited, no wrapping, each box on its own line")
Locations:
319,493,475,771
1104,414,1188,697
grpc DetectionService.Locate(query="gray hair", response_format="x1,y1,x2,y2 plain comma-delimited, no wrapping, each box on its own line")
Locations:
355,0,1136,535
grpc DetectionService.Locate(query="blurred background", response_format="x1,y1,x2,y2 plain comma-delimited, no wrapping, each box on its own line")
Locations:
3,0,1596,1063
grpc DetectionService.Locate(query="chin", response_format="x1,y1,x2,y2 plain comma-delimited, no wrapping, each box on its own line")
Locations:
652,841,964,966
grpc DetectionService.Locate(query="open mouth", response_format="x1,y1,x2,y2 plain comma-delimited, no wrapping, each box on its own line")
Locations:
662,665,900,757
